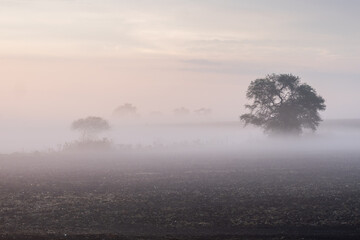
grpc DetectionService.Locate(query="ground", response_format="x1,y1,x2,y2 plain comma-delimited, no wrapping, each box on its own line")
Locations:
0,150,360,239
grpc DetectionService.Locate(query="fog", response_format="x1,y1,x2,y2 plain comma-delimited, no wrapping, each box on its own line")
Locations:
3,1,360,237
0,118,359,157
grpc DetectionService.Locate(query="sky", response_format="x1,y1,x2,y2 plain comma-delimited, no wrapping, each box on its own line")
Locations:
1,0,360,124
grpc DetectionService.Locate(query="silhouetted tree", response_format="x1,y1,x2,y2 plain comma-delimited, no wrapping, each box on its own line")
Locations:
240,74,326,135
174,107,190,116
113,103,138,117
71,116,110,141
194,108,212,116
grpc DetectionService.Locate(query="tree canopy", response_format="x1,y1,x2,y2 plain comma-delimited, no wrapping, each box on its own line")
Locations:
240,74,326,135
71,116,110,141
174,107,190,116
113,103,138,117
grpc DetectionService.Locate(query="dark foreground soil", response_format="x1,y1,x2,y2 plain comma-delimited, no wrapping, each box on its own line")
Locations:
0,232,359,240
1,151,360,239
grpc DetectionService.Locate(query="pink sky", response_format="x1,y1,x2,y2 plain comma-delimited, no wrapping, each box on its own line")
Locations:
1,0,360,122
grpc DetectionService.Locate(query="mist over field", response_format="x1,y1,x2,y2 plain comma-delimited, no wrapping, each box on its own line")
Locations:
1,118,360,239
0,118,359,155
2,0,360,239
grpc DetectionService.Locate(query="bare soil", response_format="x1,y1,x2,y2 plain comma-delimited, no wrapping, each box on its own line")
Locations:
0,152,360,239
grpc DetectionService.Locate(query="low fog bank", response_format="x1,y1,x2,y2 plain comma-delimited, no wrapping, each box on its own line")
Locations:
0,119,359,157
0,119,359,174
108,119,360,153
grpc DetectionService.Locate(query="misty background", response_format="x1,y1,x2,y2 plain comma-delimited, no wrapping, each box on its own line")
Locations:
0,118,359,155
1,0,360,153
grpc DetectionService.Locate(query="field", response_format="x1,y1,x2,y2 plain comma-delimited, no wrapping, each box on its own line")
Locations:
1,149,360,239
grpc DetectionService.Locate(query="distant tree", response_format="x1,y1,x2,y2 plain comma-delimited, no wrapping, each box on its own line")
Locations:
174,107,190,116
194,108,212,116
71,116,110,141
240,74,326,135
113,103,138,117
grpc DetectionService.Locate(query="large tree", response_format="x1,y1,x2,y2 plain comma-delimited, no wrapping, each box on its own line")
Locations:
240,74,326,135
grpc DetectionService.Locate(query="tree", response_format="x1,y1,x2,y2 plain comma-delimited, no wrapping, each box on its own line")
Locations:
113,103,138,117
194,108,212,116
174,107,190,116
71,116,110,141
240,74,326,135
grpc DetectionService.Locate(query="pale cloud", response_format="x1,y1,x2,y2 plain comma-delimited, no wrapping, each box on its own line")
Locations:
2,0,359,64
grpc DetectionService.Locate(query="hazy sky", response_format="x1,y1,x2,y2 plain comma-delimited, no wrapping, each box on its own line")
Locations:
1,0,360,122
